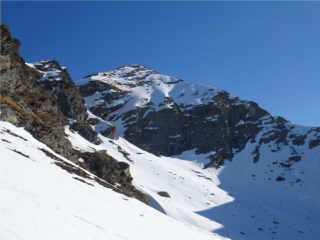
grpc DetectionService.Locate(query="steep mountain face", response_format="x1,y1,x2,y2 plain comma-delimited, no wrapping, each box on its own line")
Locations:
0,24,148,204
0,24,74,160
77,65,320,168
26,60,99,144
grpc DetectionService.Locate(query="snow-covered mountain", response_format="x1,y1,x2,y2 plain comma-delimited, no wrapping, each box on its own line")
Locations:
76,64,320,239
77,64,320,166
1,23,320,240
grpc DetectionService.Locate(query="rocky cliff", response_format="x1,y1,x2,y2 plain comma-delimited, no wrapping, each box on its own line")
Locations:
0,23,148,204
0,24,74,160
27,59,99,144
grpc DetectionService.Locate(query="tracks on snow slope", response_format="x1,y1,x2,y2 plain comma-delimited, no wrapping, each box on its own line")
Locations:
99,65,139,151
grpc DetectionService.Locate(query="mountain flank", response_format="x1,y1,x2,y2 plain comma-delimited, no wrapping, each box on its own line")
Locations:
0,23,148,204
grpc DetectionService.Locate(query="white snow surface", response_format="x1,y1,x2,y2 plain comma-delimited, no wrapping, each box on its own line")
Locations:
26,61,63,81
64,116,320,240
0,121,226,240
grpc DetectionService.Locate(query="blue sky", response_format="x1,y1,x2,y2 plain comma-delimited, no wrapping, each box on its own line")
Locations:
3,1,320,126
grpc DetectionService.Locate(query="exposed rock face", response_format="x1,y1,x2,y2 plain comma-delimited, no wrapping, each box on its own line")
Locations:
78,65,320,168
158,191,171,198
28,60,99,144
79,151,132,185
123,91,268,167
0,23,148,204
77,151,148,203
0,23,75,161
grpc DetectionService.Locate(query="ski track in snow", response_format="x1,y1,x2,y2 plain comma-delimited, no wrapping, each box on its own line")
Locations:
99,65,139,151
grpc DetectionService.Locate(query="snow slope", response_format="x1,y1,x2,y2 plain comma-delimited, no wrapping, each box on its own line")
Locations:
65,116,320,240
199,126,320,240
1,113,319,240
65,123,231,232
0,121,226,240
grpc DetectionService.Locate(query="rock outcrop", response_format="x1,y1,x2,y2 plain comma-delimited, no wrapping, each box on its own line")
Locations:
28,60,99,144
0,23,75,160
0,23,148,204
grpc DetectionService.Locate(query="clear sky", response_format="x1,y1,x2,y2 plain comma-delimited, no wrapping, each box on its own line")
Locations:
3,1,320,126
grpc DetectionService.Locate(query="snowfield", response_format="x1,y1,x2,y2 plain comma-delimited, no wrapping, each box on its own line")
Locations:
0,121,227,240
1,113,320,240
64,116,320,240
